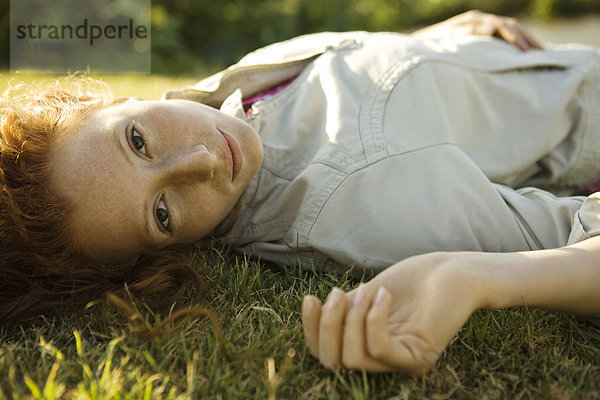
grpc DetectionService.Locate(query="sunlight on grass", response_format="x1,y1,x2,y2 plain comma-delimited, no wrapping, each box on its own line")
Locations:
0,71,200,100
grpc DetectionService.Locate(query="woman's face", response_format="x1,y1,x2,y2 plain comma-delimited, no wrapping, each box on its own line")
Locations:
50,99,263,260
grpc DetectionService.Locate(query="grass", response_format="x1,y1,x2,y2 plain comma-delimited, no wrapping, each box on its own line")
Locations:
1,247,600,399
0,71,200,100
2,72,600,398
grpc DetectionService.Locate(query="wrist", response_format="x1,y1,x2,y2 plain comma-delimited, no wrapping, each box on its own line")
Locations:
442,251,519,311
428,251,503,311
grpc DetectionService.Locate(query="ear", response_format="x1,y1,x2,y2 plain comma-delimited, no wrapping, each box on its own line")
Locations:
111,96,144,104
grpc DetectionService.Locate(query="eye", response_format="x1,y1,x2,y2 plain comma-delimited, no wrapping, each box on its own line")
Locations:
129,124,147,156
156,197,170,231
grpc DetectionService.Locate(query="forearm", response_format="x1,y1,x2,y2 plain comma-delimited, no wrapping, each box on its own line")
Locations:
469,236,600,315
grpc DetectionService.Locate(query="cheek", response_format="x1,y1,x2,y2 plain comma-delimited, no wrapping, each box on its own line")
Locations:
62,165,146,258
70,201,145,260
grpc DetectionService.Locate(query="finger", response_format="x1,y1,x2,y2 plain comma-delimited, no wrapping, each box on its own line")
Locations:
518,26,544,49
506,20,544,50
318,287,347,370
341,285,393,372
302,295,322,358
496,23,528,50
366,287,431,374
342,285,374,369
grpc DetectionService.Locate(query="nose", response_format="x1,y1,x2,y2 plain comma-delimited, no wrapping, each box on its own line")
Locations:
161,145,217,184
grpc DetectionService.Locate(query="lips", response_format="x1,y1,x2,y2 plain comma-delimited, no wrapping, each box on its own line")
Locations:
219,129,243,182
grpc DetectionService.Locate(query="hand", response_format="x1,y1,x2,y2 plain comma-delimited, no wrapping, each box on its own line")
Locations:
413,10,543,51
302,252,484,374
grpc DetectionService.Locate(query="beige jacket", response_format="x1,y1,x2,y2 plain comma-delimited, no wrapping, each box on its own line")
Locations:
164,32,600,272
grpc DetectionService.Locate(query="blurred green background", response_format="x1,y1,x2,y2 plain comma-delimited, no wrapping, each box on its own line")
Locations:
1,0,599,75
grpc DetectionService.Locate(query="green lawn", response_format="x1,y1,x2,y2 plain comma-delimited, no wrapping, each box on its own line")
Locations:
0,71,199,100
2,72,600,399
2,247,600,399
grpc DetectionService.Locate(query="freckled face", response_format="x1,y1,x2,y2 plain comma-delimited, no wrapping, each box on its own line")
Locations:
49,99,263,261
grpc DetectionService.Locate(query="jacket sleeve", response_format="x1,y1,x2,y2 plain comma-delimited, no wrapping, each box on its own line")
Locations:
568,193,600,245
306,144,585,273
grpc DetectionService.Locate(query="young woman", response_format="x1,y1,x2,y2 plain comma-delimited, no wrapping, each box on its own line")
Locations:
1,10,599,374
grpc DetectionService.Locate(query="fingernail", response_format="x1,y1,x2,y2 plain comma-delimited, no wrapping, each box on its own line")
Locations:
375,287,387,304
354,285,368,305
327,288,343,307
303,296,313,312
